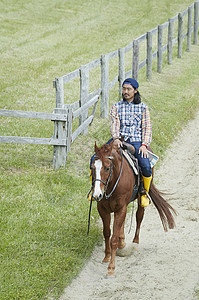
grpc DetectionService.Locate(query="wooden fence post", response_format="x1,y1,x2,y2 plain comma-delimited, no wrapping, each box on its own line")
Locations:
146,31,152,80
66,105,73,152
157,25,163,73
167,18,173,64
101,54,109,118
80,65,89,134
55,77,64,108
53,107,67,170
194,1,199,45
53,77,67,170
132,40,139,81
118,48,125,98
178,13,183,58
187,6,193,51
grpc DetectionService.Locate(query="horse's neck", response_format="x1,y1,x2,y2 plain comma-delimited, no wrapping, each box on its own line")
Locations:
112,150,122,178
112,149,135,189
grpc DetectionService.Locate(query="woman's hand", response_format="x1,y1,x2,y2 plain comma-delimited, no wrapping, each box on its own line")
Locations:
138,145,148,158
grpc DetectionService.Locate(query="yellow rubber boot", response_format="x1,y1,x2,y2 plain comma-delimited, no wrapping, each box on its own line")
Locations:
141,175,152,207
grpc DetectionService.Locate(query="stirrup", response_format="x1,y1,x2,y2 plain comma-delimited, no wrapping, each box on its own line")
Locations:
140,191,151,207
145,191,152,203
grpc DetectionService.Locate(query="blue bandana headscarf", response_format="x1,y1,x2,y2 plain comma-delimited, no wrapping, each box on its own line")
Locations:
122,78,139,89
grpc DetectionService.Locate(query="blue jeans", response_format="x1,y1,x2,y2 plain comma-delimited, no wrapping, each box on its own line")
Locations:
125,140,152,177
90,139,152,177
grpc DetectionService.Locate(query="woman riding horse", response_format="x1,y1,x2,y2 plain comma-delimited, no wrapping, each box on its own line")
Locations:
110,78,152,207
90,78,152,207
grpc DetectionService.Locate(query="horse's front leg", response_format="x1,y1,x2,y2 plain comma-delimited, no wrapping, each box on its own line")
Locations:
118,221,126,249
133,198,145,244
107,206,127,276
97,202,111,263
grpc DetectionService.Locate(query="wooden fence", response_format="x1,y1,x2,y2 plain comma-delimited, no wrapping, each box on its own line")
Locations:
0,1,199,169
0,93,98,170
54,1,199,165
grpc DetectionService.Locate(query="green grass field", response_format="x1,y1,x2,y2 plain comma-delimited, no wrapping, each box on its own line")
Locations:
0,0,199,299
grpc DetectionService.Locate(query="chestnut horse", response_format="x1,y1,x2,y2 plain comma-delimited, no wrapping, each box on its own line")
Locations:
90,141,176,276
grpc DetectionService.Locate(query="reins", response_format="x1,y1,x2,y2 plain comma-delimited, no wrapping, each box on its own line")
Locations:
105,147,123,199
87,197,93,236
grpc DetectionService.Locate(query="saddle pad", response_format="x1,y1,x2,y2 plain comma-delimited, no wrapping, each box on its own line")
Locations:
122,150,138,175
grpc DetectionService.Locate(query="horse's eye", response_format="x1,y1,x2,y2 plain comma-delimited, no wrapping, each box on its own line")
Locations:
105,167,110,172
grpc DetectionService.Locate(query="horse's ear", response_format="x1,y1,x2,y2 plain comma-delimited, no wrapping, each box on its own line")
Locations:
94,141,99,153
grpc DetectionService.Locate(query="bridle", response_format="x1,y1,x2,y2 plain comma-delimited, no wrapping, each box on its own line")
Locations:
92,160,113,199
92,147,124,200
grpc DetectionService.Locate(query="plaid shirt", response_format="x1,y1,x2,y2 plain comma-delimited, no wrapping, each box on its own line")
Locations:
110,100,152,147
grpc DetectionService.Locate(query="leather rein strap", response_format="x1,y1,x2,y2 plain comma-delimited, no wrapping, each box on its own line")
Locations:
105,147,123,199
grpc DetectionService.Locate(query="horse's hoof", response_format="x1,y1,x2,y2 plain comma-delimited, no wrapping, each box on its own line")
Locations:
131,242,139,253
116,245,132,257
116,246,128,257
102,257,111,263
105,271,115,278
118,241,126,249
116,243,139,257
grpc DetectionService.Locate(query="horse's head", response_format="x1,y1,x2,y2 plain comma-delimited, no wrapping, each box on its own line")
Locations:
91,142,114,202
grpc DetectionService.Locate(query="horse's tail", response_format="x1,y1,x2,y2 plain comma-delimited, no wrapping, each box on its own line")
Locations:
149,182,177,231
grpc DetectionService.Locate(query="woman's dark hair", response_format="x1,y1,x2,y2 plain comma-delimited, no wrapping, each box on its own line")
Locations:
133,90,141,104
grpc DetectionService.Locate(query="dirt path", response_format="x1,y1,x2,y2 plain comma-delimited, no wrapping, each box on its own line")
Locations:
61,111,199,300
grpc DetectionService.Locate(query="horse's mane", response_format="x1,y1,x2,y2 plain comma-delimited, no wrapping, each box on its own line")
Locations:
95,142,114,162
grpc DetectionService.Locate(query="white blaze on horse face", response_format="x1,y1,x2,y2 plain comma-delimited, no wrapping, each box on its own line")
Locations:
93,159,103,198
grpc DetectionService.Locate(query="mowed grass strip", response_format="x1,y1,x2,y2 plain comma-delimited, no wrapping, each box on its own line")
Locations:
0,0,199,299
0,171,101,299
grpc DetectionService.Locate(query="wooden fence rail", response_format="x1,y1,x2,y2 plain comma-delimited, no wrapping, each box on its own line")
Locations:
0,1,198,169
0,108,68,169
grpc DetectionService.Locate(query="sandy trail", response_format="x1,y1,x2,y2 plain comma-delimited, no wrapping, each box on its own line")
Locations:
61,111,199,300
